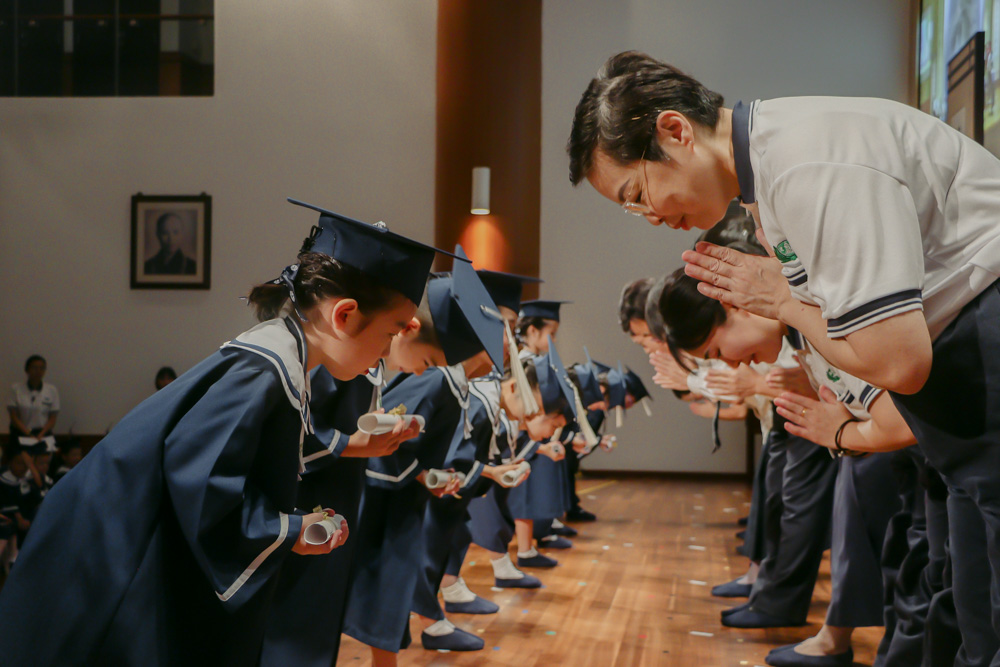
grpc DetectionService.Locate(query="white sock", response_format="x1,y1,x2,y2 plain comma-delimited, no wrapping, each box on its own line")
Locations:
517,546,539,559
441,577,477,603
491,554,525,580
540,535,559,543
552,518,565,529
424,619,456,637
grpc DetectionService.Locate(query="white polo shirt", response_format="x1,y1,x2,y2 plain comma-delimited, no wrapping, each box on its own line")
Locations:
787,331,880,421
8,382,60,431
740,97,1000,340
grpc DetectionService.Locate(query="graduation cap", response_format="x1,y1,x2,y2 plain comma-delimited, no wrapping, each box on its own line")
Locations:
425,246,505,368
287,198,466,306
624,366,654,417
529,336,578,423
519,300,572,322
623,367,651,402
477,270,543,313
603,363,628,411
572,361,605,407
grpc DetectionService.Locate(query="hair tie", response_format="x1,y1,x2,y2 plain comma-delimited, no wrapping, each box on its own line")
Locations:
275,264,308,322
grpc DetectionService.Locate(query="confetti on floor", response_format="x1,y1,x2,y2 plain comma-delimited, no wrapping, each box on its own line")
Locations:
688,544,707,551
624,542,634,547
578,581,587,586
491,587,503,592
690,631,714,638
689,579,707,586
603,545,610,550
693,505,704,511
546,631,557,636
587,495,598,500
723,507,737,513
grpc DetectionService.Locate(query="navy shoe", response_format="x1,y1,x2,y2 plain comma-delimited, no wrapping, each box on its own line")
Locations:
721,601,751,618
421,626,485,652
551,523,578,537
444,595,500,615
738,516,749,526
518,553,558,568
566,508,597,522
765,644,853,666
538,536,573,550
736,529,747,540
494,574,542,589
711,578,752,598
722,607,805,628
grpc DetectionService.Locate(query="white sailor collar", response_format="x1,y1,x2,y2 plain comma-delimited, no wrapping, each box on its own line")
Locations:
222,316,313,436
439,364,472,438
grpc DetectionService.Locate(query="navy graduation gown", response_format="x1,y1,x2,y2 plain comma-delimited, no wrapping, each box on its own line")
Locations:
507,431,571,522
467,425,525,553
260,366,380,667
0,317,312,666
411,376,502,621
343,366,469,652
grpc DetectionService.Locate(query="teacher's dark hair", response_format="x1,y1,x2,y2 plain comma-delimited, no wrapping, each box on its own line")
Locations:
568,51,724,185
247,252,399,322
646,241,767,370
618,277,654,333
25,355,46,372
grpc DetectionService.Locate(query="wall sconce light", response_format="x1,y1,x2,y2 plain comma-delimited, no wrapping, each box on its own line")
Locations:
471,166,490,215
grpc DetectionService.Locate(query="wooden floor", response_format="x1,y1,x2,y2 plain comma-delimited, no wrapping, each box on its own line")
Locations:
338,476,882,666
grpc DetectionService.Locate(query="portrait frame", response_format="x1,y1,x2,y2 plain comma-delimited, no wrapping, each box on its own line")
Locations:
130,193,212,290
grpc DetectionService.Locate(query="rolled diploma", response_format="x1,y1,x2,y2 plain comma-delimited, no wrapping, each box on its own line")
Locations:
356,413,425,435
500,461,531,487
303,513,346,545
425,469,466,489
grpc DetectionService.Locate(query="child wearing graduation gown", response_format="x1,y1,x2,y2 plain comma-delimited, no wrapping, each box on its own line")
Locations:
409,270,548,638
257,208,466,667
0,199,447,666
342,251,505,665
411,359,568,650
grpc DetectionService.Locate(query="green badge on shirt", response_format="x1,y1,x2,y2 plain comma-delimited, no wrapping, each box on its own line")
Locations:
774,240,797,263
826,369,841,383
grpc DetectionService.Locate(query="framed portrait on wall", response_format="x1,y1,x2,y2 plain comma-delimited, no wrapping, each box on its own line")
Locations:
130,193,211,289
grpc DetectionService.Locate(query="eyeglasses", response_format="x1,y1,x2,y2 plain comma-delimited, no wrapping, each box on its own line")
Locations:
621,148,656,217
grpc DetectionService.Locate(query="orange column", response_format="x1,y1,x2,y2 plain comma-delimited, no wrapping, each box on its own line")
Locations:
435,0,542,298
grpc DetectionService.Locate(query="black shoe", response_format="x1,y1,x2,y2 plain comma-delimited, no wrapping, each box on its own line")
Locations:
551,523,578,537
421,626,484,651
722,608,805,628
494,574,542,589
711,578,752,598
444,595,500,615
566,508,597,522
517,553,558,568
736,529,746,540
737,516,749,526
537,536,573,550
765,644,853,666
721,601,750,618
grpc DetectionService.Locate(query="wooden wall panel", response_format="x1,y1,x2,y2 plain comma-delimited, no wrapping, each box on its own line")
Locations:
435,0,542,298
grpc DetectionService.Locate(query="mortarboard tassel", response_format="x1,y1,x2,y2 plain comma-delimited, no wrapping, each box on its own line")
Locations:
506,320,539,415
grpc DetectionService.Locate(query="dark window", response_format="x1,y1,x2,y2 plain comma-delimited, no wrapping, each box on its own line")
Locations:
1,0,214,97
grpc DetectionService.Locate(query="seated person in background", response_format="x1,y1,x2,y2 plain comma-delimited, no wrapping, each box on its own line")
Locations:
24,451,54,521
0,453,35,567
7,355,59,456
52,440,83,483
155,366,178,391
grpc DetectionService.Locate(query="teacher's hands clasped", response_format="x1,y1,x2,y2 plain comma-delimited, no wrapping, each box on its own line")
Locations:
682,242,791,321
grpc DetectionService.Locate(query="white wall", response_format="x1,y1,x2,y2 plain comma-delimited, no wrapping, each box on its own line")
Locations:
1,0,438,433
541,0,913,472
